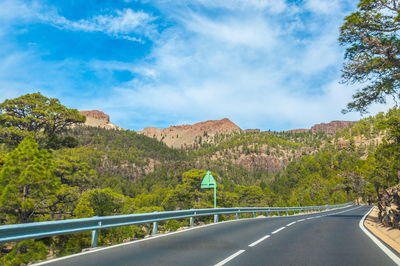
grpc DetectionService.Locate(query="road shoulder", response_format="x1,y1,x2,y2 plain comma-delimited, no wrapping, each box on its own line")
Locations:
364,206,400,253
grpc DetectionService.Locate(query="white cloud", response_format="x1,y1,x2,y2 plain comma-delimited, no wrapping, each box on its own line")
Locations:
188,0,287,13
182,14,279,50
0,0,392,131
0,0,155,42
45,9,155,40
304,0,354,15
0,0,38,21
305,0,341,14
84,0,391,130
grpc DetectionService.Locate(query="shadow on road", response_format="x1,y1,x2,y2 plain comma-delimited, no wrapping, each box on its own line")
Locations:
327,214,363,219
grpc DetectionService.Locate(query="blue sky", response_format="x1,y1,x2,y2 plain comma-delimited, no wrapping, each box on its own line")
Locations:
0,0,390,131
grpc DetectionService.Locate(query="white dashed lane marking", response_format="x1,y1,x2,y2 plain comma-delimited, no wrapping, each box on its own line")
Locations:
248,235,270,247
271,227,286,234
214,250,245,266
215,206,361,266
286,221,296,226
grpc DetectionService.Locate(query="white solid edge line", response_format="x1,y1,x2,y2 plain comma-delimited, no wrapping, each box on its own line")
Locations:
359,207,400,266
272,227,285,234
33,205,354,265
214,250,245,266
248,235,270,247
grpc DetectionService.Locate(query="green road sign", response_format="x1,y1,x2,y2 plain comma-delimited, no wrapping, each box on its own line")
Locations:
201,171,217,188
201,171,217,208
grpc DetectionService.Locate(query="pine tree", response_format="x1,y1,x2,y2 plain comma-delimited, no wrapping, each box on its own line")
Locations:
0,136,60,224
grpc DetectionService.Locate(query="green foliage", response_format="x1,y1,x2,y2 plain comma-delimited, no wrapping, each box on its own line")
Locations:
74,188,132,218
235,186,264,206
0,93,85,147
378,108,400,143
0,240,47,266
271,145,361,206
339,0,400,113
54,155,97,191
0,136,60,224
62,126,185,196
161,169,212,210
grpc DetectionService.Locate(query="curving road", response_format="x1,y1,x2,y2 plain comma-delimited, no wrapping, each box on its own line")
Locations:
37,206,399,266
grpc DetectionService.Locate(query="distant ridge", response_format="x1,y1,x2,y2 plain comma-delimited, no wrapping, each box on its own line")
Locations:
137,118,241,149
77,109,355,144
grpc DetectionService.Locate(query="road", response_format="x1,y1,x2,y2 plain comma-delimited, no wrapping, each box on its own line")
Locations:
38,205,399,266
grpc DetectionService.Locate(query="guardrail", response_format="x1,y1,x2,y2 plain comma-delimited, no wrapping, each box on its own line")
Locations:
0,203,352,248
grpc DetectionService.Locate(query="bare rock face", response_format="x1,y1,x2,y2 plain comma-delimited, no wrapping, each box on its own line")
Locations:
285,121,354,135
79,110,123,130
80,110,110,122
310,121,355,135
287,128,310,134
137,118,241,149
378,184,400,229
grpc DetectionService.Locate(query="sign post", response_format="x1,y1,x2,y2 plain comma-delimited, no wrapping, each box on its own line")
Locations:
201,171,217,208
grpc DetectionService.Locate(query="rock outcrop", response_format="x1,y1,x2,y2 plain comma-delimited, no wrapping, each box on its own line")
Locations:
137,118,241,149
79,110,123,130
377,183,400,229
287,128,309,134
285,121,355,135
311,120,355,135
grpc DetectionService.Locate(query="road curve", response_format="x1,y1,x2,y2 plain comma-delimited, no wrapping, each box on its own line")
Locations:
37,206,399,266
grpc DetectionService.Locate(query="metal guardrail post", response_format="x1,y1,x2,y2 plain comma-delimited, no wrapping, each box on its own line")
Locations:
235,213,240,220
252,212,256,218
214,214,218,223
152,222,158,235
278,211,280,216
91,220,101,248
190,216,194,227
286,208,289,216
91,229,98,248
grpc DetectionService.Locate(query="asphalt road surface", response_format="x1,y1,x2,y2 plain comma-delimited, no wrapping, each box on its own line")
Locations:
39,205,399,266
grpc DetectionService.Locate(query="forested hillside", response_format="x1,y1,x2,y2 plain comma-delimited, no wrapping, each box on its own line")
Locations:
0,93,399,264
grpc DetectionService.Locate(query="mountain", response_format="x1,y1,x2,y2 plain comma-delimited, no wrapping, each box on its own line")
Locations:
74,111,358,178
79,110,123,130
137,118,242,149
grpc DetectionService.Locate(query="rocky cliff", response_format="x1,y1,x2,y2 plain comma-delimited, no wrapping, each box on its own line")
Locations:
287,128,309,134
286,121,355,135
137,118,241,149
79,110,123,130
311,120,355,135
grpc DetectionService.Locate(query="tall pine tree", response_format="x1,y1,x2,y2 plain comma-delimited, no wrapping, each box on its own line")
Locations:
0,136,60,224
